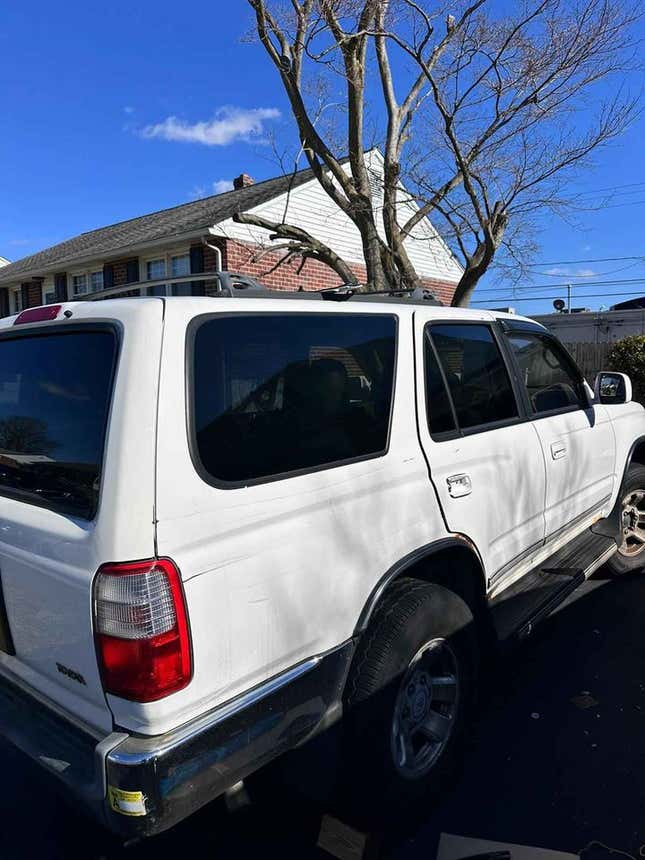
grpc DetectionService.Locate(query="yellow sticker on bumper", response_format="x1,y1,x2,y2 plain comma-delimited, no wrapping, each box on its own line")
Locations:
108,786,147,817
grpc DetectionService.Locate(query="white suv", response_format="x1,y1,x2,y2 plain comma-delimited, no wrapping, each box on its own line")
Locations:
0,292,643,836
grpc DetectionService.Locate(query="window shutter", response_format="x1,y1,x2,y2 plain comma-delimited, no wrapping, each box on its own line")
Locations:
21,283,30,309
125,259,140,284
190,245,204,274
103,264,114,289
0,289,9,318
54,273,68,301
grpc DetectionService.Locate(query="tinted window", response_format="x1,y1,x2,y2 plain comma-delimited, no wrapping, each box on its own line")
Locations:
192,314,396,483
430,324,518,429
0,330,117,518
424,332,456,435
508,334,585,414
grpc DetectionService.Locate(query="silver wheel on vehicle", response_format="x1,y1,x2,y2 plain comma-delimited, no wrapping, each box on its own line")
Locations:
390,638,460,780
619,489,645,557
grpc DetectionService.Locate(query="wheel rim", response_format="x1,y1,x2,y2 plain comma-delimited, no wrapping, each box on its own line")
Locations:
618,489,645,558
390,638,460,780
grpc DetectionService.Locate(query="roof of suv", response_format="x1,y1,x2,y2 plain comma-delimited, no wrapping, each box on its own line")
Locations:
0,295,543,330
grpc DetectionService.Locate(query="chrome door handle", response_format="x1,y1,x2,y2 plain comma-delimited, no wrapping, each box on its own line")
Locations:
447,473,472,498
551,441,567,460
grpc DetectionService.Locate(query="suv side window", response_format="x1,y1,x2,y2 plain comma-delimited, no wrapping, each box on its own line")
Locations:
423,333,457,435
507,333,587,415
426,323,519,433
191,313,397,484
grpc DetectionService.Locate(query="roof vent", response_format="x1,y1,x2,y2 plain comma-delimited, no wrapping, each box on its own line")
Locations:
233,173,254,190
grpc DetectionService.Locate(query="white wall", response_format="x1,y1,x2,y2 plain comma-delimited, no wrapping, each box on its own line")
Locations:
533,309,645,344
213,150,463,284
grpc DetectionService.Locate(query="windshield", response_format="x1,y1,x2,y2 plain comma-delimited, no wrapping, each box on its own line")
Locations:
0,328,117,519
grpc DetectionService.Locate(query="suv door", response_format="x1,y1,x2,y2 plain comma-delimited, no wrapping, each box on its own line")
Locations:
414,315,547,587
503,326,616,542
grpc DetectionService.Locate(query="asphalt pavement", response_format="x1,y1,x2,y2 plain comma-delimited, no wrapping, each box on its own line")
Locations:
4,566,645,860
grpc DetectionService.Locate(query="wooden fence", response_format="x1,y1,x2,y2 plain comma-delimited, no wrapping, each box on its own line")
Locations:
563,342,612,382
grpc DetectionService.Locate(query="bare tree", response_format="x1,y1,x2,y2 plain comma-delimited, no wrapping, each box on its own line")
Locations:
242,0,639,305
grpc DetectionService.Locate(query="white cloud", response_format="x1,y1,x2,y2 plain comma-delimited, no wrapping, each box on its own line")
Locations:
212,179,234,194
582,244,592,252
140,106,281,146
124,106,135,115
545,265,597,278
190,179,235,200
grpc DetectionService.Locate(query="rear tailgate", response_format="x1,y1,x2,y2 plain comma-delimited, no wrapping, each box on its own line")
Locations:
0,300,163,733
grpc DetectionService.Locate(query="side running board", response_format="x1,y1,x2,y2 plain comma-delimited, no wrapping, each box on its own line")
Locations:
490,529,617,641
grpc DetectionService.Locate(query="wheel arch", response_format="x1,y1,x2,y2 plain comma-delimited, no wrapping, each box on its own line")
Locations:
354,537,491,643
628,436,645,471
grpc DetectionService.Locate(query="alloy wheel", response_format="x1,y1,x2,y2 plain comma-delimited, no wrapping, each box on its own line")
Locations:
618,489,645,557
390,638,460,780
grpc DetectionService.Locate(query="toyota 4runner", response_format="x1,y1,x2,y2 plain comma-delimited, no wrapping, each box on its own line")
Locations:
0,292,643,836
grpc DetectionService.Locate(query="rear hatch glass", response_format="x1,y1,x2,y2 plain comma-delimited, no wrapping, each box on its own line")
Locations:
0,328,117,519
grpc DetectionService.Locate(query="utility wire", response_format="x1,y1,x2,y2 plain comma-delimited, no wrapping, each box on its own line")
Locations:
473,289,645,304
531,254,645,266
475,276,645,293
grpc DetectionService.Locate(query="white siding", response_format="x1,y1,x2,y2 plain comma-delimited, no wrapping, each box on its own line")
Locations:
213,150,462,284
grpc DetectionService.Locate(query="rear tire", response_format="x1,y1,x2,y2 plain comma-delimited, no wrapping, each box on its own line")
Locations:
339,578,477,827
607,463,645,575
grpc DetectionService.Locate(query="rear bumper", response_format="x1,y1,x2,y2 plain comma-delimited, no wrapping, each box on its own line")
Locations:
0,642,354,838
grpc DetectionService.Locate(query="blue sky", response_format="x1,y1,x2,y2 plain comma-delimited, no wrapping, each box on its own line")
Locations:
1,0,644,315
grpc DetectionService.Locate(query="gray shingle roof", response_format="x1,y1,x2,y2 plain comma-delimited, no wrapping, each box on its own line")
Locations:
0,167,316,285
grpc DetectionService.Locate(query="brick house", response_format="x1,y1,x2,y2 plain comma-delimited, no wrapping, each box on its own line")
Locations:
0,151,462,314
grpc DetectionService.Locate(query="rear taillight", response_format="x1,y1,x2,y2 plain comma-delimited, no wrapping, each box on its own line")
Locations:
94,559,192,702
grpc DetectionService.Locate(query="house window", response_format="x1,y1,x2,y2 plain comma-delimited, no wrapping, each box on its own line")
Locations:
90,271,103,292
146,285,168,296
171,254,190,278
146,259,166,280
11,290,22,314
44,288,56,305
73,275,88,295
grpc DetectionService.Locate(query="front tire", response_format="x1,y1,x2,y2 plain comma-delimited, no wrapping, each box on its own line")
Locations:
340,578,477,825
607,463,645,575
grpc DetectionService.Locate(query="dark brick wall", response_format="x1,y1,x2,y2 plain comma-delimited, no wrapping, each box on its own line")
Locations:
112,258,139,286
19,280,44,308
222,238,458,304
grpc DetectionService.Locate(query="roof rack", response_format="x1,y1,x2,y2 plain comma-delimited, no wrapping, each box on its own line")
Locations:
84,270,443,307
214,275,442,306
318,284,442,305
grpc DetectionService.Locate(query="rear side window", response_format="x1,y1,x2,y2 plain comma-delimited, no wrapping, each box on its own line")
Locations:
424,333,456,435
429,324,518,430
191,313,397,484
507,333,586,414
0,329,117,518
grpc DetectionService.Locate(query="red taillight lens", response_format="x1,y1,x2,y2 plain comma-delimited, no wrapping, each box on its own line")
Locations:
94,559,192,702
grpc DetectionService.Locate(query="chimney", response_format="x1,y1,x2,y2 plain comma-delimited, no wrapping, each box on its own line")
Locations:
233,173,255,190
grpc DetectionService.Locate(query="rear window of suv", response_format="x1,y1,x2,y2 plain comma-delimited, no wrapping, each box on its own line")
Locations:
0,328,118,519
190,313,397,484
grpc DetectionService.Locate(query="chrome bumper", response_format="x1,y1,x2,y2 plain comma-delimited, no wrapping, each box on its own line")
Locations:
0,642,354,838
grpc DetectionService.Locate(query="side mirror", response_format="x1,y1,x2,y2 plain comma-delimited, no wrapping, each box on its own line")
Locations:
594,371,632,404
